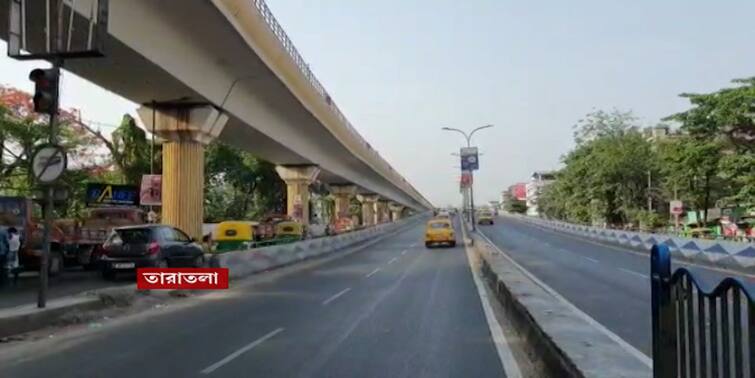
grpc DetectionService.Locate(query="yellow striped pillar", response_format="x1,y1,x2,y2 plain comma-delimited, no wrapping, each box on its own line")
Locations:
137,105,228,240
275,166,320,225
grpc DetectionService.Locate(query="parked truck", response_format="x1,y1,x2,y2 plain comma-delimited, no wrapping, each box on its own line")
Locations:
75,207,147,269
0,196,67,276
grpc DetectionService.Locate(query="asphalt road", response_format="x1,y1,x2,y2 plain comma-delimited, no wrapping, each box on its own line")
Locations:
0,219,507,378
478,215,754,357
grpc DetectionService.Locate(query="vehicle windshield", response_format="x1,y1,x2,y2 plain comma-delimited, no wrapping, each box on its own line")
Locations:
429,222,450,229
110,229,153,244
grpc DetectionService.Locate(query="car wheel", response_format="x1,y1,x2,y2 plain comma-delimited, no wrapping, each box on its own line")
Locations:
425,242,432,248
450,241,456,248
48,252,64,277
102,269,116,281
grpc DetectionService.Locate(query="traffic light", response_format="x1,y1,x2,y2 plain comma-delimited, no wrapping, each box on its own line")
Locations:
28,68,59,114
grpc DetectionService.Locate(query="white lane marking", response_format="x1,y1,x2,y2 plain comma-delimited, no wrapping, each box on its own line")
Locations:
401,249,407,255
388,257,398,264
619,267,649,279
365,268,381,278
477,230,653,368
201,327,284,374
322,288,351,305
463,234,523,377
582,256,599,263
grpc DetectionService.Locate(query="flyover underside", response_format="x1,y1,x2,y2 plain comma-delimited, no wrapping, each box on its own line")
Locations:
0,0,427,210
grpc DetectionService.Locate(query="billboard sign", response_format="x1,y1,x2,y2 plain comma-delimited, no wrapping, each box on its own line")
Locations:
670,200,683,215
460,147,479,171
460,170,473,188
86,183,139,207
140,175,162,206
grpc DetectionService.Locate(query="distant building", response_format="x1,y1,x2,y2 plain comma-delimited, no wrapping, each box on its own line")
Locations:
643,125,680,143
526,172,555,216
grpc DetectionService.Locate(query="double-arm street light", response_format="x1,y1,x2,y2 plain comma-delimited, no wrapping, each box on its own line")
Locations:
442,124,493,231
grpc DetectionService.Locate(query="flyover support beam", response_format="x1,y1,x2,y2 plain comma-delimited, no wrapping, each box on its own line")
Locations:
389,203,404,222
137,105,228,240
330,185,357,220
275,166,320,225
357,194,379,227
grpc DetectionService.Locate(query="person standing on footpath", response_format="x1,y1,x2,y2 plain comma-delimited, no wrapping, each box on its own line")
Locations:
7,228,20,285
0,227,9,287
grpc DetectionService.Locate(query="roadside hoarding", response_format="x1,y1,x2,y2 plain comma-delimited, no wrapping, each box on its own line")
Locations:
460,171,473,188
460,147,479,171
140,174,162,206
86,183,139,207
669,200,683,215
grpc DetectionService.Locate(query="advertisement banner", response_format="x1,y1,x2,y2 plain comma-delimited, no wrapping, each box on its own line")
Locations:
460,147,479,171
670,200,683,215
460,171,473,188
85,183,139,207
140,174,162,206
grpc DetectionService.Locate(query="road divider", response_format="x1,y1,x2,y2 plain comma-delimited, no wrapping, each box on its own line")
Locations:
210,214,427,279
465,223,652,378
504,214,755,274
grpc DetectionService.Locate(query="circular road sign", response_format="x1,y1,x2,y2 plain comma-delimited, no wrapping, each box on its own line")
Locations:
32,145,67,184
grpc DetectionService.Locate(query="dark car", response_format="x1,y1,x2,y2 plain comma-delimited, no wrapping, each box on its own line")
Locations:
100,225,205,280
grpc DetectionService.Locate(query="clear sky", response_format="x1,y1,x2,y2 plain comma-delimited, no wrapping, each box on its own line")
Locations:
2,1,753,207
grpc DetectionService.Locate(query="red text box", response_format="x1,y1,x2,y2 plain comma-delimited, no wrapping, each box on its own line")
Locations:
136,268,229,290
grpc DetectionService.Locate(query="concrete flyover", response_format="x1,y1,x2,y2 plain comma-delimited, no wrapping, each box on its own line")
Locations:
0,0,431,237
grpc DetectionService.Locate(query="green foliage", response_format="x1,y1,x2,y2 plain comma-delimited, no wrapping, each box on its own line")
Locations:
204,142,285,222
542,78,754,230
542,110,657,225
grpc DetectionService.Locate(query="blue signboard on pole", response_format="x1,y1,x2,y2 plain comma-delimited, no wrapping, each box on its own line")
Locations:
460,147,479,171
85,183,140,207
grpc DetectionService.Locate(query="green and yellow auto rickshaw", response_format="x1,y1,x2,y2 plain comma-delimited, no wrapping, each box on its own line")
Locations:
274,221,305,242
213,221,257,252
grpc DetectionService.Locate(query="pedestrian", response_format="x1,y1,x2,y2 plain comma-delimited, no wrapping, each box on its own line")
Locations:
0,227,9,287
7,227,20,285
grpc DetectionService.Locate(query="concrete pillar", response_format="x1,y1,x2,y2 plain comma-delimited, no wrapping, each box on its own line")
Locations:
357,194,378,227
330,185,357,220
376,200,389,224
137,105,228,240
275,166,320,225
389,203,404,222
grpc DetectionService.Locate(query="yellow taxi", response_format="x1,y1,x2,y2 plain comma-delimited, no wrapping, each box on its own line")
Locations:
424,218,456,248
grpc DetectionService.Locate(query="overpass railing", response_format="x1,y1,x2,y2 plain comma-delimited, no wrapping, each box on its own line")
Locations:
250,0,427,206
651,244,753,377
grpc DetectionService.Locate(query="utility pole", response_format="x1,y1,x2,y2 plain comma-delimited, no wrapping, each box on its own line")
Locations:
442,125,493,232
647,171,653,212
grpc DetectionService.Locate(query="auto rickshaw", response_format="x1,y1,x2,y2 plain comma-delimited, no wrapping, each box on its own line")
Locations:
274,221,305,242
213,221,257,252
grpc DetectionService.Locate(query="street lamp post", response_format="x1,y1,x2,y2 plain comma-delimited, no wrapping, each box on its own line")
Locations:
442,125,493,232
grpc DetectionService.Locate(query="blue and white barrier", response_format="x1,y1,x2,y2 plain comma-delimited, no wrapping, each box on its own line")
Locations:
509,215,755,272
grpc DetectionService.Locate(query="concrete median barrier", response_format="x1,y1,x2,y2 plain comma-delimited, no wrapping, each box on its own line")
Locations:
211,214,426,279
463,223,652,378
505,214,755,274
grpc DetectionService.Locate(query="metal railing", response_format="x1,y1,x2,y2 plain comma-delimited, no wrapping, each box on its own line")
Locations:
249,0,427,205
651,244,754,377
